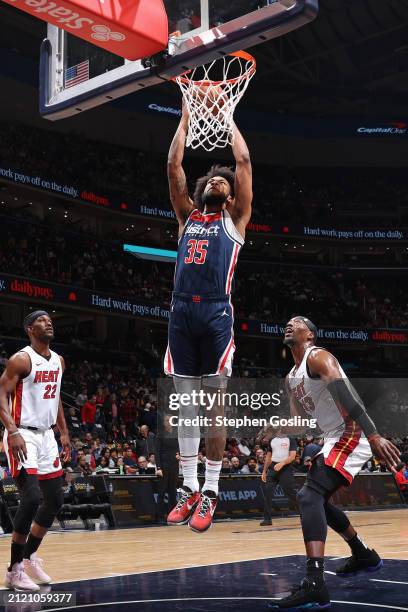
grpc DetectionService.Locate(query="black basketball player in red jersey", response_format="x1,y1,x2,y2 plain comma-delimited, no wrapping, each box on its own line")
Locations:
0,311,71,591
165,104,252,532
269,316,400,610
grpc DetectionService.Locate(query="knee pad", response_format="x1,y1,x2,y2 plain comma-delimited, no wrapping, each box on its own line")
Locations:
297,484,327,543
14,475,41,534
297,484,324,509
35,477,64,529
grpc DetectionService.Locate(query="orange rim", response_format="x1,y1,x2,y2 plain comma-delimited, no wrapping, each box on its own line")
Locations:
172,50,256,87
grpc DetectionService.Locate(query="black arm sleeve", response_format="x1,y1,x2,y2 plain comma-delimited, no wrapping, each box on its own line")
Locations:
327,379,377,438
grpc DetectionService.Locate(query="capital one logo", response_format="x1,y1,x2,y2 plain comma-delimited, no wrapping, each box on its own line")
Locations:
92,25,126,42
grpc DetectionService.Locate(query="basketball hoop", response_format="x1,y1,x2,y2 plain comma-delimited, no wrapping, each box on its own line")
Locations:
173,51,256,152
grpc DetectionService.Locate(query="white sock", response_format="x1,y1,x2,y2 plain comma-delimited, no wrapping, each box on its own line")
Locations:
179,438,200,492
203,459,222,495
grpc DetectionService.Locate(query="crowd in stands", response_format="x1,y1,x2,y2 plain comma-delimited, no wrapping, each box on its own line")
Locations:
2,121,408,228
1,349,407,483
2,209,408,329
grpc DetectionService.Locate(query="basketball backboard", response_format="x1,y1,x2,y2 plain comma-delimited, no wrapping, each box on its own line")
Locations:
40,0,318,120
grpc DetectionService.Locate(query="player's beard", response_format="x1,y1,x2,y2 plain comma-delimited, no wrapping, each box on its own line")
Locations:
283,336,295,347
201,190,227,210
39,331,54,343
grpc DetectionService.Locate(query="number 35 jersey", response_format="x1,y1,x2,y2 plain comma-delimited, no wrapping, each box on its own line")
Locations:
10,346,62,430
173,209,244,297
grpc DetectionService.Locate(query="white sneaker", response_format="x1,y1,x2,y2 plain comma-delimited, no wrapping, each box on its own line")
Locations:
23,554,52,584
5,562,40,590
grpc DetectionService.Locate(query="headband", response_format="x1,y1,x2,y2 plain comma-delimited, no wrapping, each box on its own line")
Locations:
294,316,318,338
23,310,50,331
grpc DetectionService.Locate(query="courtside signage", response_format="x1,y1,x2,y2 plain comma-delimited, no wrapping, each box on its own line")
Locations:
1,273,408,345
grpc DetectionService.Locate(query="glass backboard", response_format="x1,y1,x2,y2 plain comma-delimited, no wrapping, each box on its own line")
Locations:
40,0,318,120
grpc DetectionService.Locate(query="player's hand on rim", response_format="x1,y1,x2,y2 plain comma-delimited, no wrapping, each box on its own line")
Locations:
9,432,28,462
368,434,400,471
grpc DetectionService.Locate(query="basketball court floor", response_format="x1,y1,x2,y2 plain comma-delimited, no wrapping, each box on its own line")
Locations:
0,509,406,611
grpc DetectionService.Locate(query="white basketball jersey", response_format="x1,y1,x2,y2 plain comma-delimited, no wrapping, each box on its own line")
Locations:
287,346,358,439
10,346,62,430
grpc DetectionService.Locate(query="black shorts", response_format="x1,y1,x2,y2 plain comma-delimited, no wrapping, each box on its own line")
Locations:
305,454,349,498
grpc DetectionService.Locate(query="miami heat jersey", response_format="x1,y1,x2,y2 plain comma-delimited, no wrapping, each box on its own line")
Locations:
173,209,244,297
10,346,62,430
287,346,361,439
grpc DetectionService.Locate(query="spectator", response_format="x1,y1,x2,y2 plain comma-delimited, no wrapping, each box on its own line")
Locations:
102,448,116,469
76,457,92,476
139,402,157,433
136,425,156,457
230,456,241,474
76,384,88,409
67,406,81,434
81,395,97,432
137,456,149,474
147,453,156,470
123,448,138,472
221,458,231,473
394,462,408,498
256,448,265,471
241,457,258,474
95,456,110,474
116,457,126,475
120,394,137,434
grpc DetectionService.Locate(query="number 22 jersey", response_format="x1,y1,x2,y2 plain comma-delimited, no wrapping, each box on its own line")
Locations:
10,346,62,430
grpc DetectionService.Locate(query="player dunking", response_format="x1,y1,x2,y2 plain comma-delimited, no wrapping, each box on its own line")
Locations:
165,105,252,532
0,311,71,591
270,316,400,610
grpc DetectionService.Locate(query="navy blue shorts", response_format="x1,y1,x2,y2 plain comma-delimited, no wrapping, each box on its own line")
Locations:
164,296,235,378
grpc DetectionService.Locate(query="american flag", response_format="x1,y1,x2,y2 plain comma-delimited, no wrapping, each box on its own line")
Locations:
65,60,89,89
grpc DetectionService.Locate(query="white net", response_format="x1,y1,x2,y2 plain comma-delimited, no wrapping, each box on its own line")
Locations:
175,51,256,152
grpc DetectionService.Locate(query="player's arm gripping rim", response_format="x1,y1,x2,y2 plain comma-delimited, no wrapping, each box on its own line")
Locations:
167,104,195,234
56,356,71,464
226,122,253,239
0,352,30,462
307,348,401,470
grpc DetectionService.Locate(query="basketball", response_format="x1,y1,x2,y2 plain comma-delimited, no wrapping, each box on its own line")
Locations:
194,83,226,115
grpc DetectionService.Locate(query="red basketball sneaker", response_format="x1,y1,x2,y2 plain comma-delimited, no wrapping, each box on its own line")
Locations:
189,490,218,533
167,486,200,525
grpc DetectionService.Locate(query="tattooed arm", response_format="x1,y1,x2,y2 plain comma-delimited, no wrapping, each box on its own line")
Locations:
167,105,195,234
